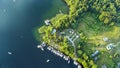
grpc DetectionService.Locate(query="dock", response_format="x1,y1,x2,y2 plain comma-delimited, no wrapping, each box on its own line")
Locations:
38,42,82,67
37,42,46,51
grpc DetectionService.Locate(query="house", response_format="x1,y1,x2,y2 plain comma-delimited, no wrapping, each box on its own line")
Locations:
51,29,56,35
103,37,109,42
44,19,51,25
91,50,99,57
68,29,74,34
106,43,115,50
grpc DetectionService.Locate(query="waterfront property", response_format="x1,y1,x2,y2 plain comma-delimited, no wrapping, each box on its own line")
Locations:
37,0,120,68
44,19,51,25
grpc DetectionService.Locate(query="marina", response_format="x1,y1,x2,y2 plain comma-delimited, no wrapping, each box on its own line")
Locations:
38,42,82,68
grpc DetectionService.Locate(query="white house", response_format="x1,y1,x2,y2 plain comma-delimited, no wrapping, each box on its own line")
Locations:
103,37,109,42
44,19,51,25
106,43,115,50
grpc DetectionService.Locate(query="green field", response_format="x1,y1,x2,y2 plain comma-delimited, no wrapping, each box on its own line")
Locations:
74,12,120,68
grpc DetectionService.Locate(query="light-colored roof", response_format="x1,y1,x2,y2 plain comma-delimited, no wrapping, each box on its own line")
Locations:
103,37,109,42
44,19,50,25
52,29,56,34
91,50,99,57
106,43,115,50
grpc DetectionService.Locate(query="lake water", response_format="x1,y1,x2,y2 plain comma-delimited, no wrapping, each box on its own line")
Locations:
0,0,76,68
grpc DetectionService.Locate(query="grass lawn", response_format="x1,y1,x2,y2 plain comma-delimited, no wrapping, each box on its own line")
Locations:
75,12,120,68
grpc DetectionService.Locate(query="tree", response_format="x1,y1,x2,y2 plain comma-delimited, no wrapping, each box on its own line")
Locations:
38,26,47,33
77,50,83,55
91,64,97,68
83,53,89,60
104,17,109,24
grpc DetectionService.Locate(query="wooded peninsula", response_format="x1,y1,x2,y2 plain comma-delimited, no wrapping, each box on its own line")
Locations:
37,0,120,68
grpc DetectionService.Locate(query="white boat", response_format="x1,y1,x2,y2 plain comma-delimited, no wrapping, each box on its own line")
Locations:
74,61,78,65
37,45,44,51
8,52,12,55
46,59,50,63
68,60,70,64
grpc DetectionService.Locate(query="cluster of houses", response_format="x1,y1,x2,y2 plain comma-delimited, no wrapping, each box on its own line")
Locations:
103,37,117,51
67,29,79,42
43,19,120,68
44,19,57,35
65,29,80,57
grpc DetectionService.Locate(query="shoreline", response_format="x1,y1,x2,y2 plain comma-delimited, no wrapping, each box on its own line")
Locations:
37,42,82,68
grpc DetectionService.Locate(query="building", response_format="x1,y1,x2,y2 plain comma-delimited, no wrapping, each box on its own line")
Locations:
103,37,109,42
44,19,51,25
91,50,99,57
106,43,115,50
51,29,56,35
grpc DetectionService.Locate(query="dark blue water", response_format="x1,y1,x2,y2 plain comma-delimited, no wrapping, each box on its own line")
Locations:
0,0,76,68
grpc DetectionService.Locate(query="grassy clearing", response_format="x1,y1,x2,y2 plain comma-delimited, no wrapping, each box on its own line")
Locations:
75,12,120,68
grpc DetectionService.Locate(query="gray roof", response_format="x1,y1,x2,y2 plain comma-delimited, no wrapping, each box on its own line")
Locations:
91,50,99,57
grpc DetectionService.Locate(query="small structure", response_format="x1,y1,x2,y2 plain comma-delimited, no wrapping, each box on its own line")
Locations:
91,50,99,57
106,43,115,50
102,64,107,68
76,35,79,38
103,37,109,42
44,19,51,25
73,60,78,65
69,29,74,34
51,29,56,35
78,65,82,68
